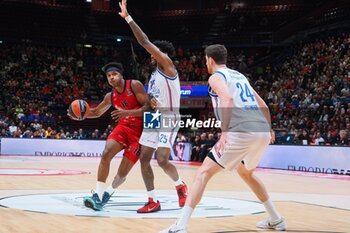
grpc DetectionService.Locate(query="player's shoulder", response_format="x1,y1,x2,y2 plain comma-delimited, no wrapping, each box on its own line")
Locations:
130,79,144,88
130,79,146,94
103,92,112,103
208,72,225,83
105,91,112,97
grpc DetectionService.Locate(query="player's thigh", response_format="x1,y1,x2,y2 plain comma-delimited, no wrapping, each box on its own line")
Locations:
124,142,141,164
103,139,124,158
209,143,247,171
140,145,155,163
139,130,158,150
196,156,223,178
242,132,270,170
108,124,128,146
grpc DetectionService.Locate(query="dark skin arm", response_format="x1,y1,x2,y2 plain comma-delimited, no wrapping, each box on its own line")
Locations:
118,0,176,77
67,93,112,120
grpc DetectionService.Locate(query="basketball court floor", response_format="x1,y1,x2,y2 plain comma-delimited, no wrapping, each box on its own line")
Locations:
0,155,349,233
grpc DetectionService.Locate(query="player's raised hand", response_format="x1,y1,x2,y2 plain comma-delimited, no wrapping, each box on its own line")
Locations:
118,0,129,18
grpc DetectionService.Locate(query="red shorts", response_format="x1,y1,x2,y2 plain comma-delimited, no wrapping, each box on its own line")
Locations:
107,124,142,163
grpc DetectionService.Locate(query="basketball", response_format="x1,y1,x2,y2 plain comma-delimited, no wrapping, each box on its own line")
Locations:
68,99,90,121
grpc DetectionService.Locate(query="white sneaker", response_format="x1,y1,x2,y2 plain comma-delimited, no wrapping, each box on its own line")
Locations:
256,217,286,231
159,223,187,233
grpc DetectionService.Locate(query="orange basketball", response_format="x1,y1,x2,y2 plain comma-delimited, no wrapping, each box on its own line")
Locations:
69,99,90,121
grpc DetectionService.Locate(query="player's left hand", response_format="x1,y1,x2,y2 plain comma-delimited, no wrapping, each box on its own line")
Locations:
67,109,77,121
118,0,129,18
150,97,159,110
111,108,130,122
217,132,228,152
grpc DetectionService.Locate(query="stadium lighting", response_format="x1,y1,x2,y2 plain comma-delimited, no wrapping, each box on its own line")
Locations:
0,40,3,44
116,38,122,42
84,44,92,48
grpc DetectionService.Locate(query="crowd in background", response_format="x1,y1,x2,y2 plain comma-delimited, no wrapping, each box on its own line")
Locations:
255,35,350,146
0,33,349,162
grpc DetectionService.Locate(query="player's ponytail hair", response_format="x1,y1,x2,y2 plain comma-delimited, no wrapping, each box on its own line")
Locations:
205,44,227,65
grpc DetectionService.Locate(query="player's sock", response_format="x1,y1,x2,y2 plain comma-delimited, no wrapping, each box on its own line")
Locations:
105,185,115,195
96,181,106,200
174,177,183,186
263,199,281,222
148,190,157,202
177,205,193,227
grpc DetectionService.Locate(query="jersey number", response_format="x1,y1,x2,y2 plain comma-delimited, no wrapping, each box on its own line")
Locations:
160,134,168,143
236,82,255,102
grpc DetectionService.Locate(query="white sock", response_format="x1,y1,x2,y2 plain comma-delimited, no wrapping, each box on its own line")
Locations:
148,190,157,201
177,206,193,227
96,181,106,200
263,199,281,222
105,185,115,195
174,177,183,186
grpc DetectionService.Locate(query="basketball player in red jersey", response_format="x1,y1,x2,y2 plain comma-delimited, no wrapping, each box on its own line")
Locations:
69,62,149,211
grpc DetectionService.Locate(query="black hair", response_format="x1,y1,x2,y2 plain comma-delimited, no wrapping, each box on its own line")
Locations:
101,62,124,74
205,44,227,64
153,40,175,58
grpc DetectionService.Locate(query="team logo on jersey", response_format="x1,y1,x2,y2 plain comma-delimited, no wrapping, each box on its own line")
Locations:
143,110,161,129
127,90,133,96
121,100,129,108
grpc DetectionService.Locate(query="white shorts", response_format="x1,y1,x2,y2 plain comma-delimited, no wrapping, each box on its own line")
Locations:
210,132,270,170
139,127,179,149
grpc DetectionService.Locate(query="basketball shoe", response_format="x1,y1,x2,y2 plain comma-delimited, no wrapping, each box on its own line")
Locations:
176,182,188,207
159,223,187,233
101,191,114,205
256,217,286,231
137,198,161,213
83,191,113,211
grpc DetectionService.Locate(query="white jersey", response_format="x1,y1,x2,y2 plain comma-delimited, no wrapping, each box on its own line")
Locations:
148,68,180,114
209,67,269,132
140,68,180,149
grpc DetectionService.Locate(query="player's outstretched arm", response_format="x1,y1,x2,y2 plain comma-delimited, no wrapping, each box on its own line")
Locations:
118,0,173,71
87,92,112,118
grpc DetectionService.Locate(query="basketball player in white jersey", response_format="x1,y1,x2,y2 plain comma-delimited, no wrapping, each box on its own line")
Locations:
160,44,286,232
118,0,187,213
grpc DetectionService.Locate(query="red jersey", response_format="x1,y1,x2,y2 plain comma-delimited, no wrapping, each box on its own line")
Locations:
111,80,143,127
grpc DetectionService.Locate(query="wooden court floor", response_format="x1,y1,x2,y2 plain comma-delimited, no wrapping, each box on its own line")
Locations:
0,155,349,233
